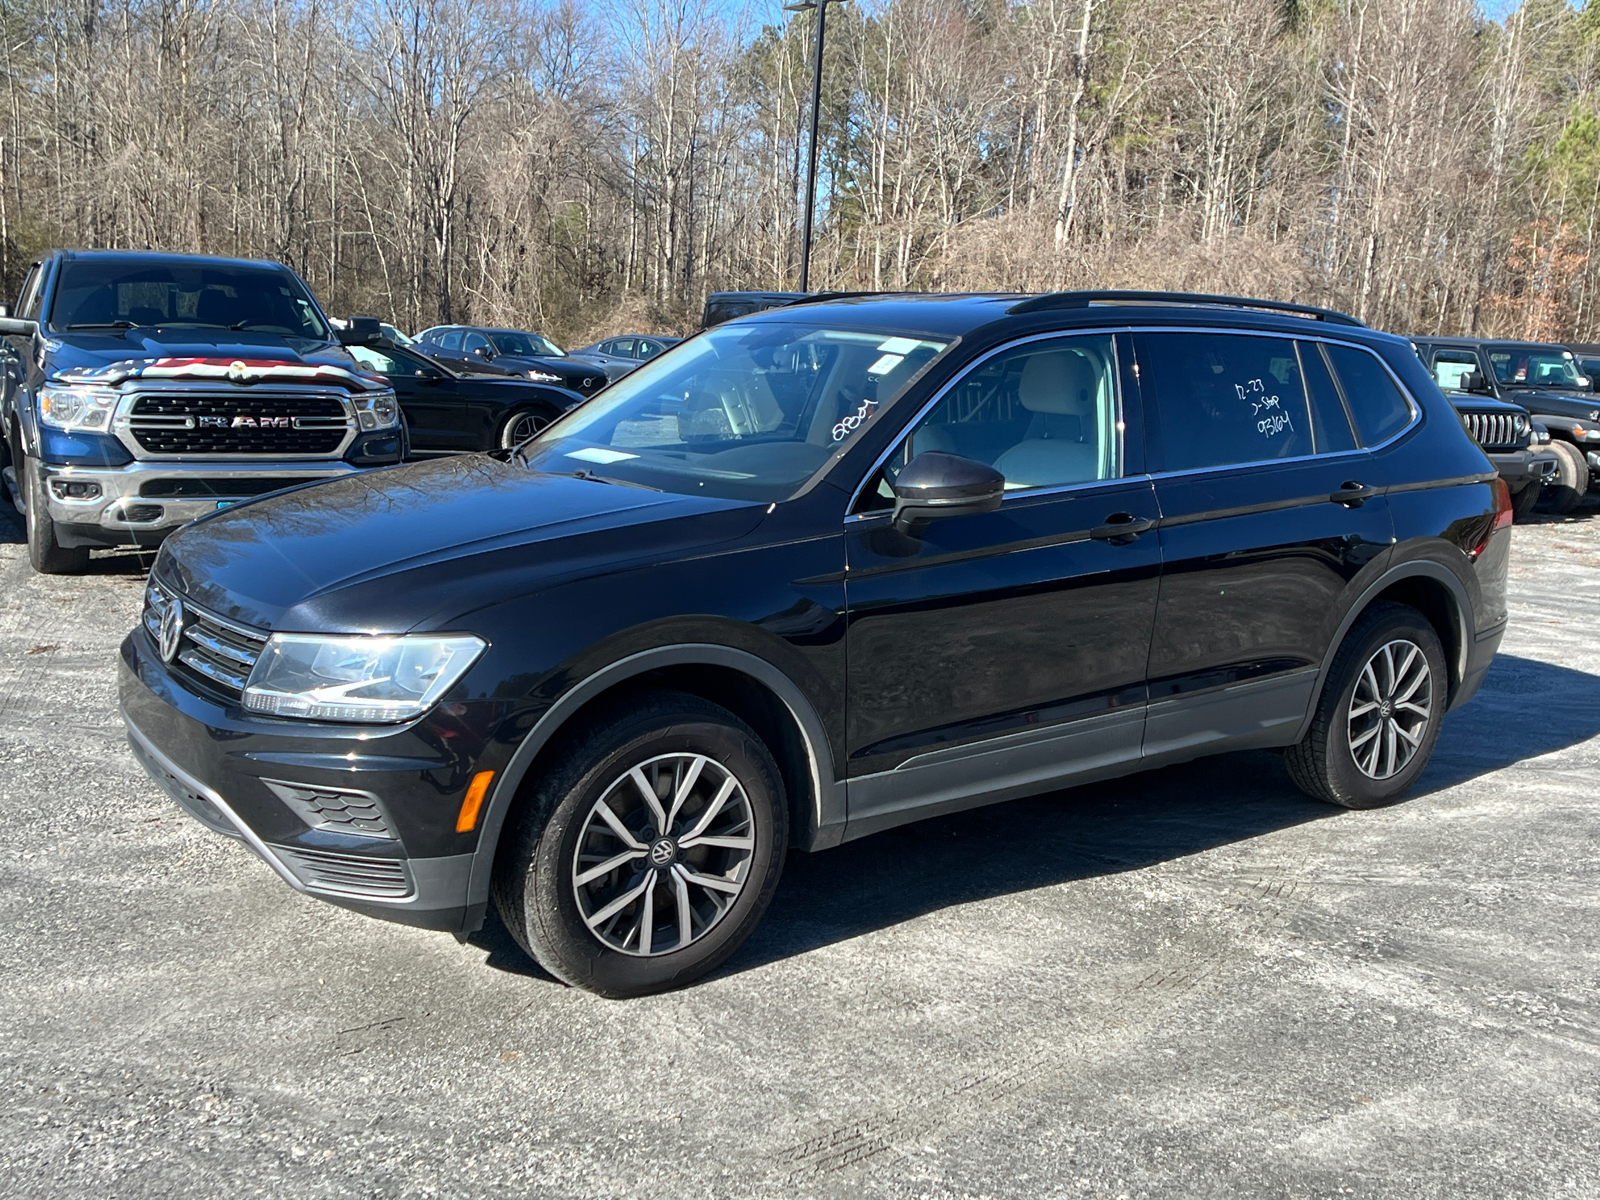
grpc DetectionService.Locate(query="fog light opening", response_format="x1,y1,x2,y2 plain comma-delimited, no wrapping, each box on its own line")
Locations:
50,479,103,500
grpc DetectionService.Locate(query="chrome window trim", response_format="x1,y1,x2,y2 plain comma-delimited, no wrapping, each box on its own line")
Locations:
843,323,1424,515
843,328,1128,517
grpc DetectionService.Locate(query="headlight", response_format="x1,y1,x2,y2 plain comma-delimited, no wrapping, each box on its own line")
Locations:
242,633,485,722
354,387,400,431
1514,415,1529,436
527,370,561,384
39,384,119,432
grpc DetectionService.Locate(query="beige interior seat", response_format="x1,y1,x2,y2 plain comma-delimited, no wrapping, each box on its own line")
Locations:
991,350,1101,488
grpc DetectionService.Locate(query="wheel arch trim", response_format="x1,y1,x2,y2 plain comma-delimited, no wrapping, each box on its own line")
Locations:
1290,559,1475,745
464,643,843,912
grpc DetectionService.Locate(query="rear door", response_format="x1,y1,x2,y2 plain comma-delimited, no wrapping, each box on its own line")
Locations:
841,332,1162,837
1134,329,1397,762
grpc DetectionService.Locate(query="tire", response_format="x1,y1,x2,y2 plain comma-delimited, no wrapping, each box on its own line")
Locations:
1539,440,1588,514
492,691,788,998
1509,478,1541,520
1284,601,1447,809
23,458,89,575
498,407,554,450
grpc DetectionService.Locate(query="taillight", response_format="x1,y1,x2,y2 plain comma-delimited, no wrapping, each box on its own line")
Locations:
1470,477,1513,559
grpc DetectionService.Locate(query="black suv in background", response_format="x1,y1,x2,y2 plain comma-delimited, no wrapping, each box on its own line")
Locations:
413,325,607,397
122,291,1510,997
1413,337,1600,512
0,250,404,573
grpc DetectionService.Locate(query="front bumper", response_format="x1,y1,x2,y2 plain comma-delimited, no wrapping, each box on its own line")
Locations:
1487,447,1559,490
38,458,360,547
118,626,508,932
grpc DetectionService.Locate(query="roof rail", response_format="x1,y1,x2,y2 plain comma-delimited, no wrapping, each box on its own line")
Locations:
1009,290,1365,327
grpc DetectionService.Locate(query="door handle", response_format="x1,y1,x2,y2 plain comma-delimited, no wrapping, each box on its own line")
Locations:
1330,481,1378,507
1089,512,1156,542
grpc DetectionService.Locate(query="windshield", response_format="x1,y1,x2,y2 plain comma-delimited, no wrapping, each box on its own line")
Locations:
47,260,330,339
1487,346,1584,389
520,321,950,501
490,331,563,358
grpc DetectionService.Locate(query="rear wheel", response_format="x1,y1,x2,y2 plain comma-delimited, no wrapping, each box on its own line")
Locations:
1539,440,1588,514
493,691,788,997
498,408,554,450
23,458,90,575
1285,602,1447,809
1510,479,1542,520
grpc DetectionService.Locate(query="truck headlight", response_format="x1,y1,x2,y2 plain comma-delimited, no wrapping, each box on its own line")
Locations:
39,384,119,432
242,633,485,722
354,387,400,431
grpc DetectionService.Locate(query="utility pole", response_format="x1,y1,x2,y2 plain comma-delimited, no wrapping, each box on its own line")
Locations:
784,0,847,293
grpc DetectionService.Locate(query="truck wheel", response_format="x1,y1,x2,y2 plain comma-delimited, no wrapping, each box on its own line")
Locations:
1539,441,1588,514
492,691,788,998
498,408,553,450
23,459,90,575
1284,602,1447,810
1509,480,1541,520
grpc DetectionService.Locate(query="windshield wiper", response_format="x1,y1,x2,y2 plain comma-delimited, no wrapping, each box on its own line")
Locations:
66,321,136,331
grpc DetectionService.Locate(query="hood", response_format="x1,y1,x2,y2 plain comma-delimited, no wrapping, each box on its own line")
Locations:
45,327,365,384
1498,387,1600,422
155,455,765,632
1446,394,1527,416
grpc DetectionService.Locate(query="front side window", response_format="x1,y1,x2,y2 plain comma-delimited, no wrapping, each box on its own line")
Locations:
347,345,401,374
16,264,40,318
1431,350,1480,391
869,334,1120,502
462,331,490,355
46,260,328,339
638,340,665,359
1487,346,1583,389
521,321,949,502
1138,332,1314,471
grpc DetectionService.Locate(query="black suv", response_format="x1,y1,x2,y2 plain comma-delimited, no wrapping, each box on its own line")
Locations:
1413,337,1600,513
413,326,607,396
0,251,405,572
121,291,1511,997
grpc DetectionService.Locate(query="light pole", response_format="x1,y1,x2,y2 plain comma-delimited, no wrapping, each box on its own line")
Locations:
784,0,846,293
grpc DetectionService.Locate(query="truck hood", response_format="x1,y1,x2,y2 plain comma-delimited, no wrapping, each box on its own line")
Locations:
45,327,363,382
1498,388,1600,422
154,455,765,632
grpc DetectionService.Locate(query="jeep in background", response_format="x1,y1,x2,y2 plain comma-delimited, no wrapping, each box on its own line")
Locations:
1413,337,1600,513
1411,341,1556,519
0,250,405,574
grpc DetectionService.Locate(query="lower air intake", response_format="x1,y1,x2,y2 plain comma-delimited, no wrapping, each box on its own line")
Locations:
275,846,414,899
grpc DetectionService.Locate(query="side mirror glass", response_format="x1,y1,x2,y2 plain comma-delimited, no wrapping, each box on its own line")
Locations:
890,451,1006,536
337,315,382,346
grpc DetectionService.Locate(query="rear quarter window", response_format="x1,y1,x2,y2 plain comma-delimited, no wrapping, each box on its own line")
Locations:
1324,344,1414,446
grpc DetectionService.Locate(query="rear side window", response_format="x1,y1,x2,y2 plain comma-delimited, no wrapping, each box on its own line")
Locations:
437,329,461,350
1299,341,1357,454
1137,332,1313,471
1324,344,1414,446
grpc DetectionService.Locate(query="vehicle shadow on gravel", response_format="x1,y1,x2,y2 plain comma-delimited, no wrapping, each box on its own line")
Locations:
467,653,1600,985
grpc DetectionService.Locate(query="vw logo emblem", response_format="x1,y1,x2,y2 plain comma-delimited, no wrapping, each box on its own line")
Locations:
227,360,257,385
158,595,184,664
649,838,677,867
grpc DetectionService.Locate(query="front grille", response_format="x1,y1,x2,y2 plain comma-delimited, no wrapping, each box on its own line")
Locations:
274,846,414,898
128,390,350,455
1460,411,1522,450
263,780,395,840
144,580,268,699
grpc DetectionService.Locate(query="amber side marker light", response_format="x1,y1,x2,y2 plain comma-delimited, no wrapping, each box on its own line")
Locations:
456,770,495,833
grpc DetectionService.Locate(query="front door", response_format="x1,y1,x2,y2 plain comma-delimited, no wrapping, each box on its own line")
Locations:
842,332,1162,839
1132,330,1397,761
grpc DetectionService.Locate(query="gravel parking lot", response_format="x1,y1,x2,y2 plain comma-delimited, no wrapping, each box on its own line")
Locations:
1,500,1597,1200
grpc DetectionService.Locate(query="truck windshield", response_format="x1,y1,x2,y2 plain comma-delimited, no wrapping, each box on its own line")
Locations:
47,260,330,340
1486,346,1585,389
519,321,950,502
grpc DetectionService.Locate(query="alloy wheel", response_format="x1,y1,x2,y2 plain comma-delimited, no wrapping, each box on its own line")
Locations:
571,752,756,956
1347,637,1433,780
503,411,550,448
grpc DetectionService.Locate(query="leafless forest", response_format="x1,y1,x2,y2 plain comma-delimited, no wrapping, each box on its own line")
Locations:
3,0,1598,343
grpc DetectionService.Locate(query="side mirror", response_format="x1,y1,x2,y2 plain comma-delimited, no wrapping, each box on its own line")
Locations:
415,369,441,385
0,315,38,337
472,345,493,359
1459,370,1490,394
337,315,382,346
891,451,1005,536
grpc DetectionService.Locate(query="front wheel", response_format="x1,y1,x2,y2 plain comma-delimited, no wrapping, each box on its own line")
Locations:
1285,602,1447,809
1510,479,1542,520
1539,440,1589,514
492,691,788,997
498,408,554,450
23,458,90,575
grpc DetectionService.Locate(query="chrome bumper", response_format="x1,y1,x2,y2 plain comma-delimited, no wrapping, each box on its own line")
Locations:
38,458,357,533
